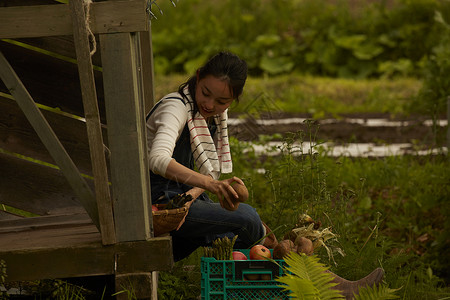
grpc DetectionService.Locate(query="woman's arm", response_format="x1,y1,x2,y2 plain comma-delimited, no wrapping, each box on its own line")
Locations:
165,159,244,209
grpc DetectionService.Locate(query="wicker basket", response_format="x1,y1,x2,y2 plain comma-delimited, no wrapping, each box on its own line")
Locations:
152,204,189,237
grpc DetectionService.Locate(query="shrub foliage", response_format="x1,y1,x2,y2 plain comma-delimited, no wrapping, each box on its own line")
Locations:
151,0,449,79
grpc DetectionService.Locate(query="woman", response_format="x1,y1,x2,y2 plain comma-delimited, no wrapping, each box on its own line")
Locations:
146,51,270,262
146,52,384,298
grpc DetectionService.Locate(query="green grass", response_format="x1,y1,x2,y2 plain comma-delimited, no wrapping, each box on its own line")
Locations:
158,134,449,299
154,74,423,118
234,138,449,298
152,75,449,299
159,152,449,298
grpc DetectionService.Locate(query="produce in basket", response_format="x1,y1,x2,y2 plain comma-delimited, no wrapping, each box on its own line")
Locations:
152,193,193,237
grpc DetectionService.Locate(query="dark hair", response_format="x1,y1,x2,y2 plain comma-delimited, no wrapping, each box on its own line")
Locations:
178,51,248,111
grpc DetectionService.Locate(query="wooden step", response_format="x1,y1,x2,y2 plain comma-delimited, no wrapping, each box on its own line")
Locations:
0,213,173,282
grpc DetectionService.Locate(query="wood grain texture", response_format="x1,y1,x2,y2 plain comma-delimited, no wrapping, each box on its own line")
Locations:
70,0,115,245
100,33,153,242
0,227,173,282
0,211,23,221
0,152,89,216
0,96,104,176
0,52,99,227
0,40,106,122
15,36,103,67
0,0,149,39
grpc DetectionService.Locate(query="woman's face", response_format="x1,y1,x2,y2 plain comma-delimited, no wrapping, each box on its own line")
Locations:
195,75,234,118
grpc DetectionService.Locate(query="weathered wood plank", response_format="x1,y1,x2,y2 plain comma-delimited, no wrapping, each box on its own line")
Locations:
0,40,106,122
0,0,58,6
0,211,23,222
100,33,153,242
0,236,173,282
0,213,92,234
70,0,115,245
139,30,156,115
0,96,104,176
0,222,101,252
0,0,149,39
0,152,89,216
0,52,100,228
15,36,103,67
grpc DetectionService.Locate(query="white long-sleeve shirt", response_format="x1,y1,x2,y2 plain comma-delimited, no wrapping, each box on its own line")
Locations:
146,94,188,176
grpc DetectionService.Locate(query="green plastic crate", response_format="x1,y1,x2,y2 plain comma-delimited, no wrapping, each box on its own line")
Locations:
201,249,290,300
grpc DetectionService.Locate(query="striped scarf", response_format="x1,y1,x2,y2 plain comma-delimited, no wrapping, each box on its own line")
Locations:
184,90,232,180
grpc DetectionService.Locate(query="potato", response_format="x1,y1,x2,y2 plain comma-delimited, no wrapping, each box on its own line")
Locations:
232,181,248,202
223,181,249,211
283,230,298,243
294,236,314,256
273,240,298,259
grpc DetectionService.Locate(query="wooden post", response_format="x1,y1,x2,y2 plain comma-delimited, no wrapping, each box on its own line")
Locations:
139,28,156,115
140,21,161,300
69,0,116,245
100,32,153,242
101,30,157,299
0,51,100,228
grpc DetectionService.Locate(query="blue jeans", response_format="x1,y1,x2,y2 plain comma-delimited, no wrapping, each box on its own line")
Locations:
168,193,265,261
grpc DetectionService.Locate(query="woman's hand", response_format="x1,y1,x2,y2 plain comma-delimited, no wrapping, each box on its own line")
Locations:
206,176,244,209
164,160,245,209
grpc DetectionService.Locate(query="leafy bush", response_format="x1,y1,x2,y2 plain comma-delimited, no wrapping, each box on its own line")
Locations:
151,0,449,79
411,10,450,119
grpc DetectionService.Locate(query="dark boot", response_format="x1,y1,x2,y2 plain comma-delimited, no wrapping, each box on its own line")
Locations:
328,267,385,299
261,221,278,249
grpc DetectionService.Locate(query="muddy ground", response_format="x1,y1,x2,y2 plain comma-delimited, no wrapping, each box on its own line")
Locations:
228,112,448,147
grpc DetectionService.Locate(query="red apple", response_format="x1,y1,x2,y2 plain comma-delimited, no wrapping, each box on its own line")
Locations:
151,205,159,212
249,245,271,260
232,251,248,260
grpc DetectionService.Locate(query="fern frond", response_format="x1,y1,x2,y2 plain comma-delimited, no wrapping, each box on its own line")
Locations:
354,283,401,300
276,252,344,299
278,274,318,298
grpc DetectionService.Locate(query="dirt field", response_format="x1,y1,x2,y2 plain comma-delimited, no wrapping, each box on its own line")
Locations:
228,112,448,147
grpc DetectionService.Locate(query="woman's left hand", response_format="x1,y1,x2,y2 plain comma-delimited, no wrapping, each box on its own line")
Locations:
208,176,244,210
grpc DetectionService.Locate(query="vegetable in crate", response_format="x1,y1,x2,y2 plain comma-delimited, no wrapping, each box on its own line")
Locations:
232,251,248,260
249,245,271,260
203,235,238,260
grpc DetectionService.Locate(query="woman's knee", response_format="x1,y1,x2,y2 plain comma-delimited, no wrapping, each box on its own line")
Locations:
234,204,264,238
